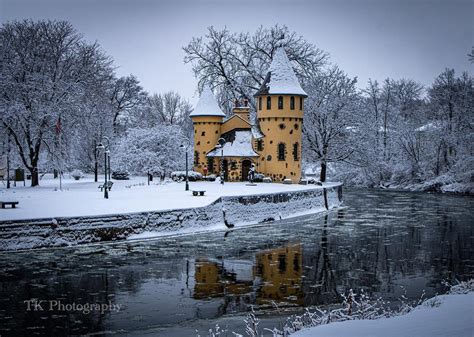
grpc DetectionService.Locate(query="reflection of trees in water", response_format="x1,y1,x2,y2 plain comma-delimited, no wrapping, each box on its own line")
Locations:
0,252,188,336
302,214,339,306
1,190,472,335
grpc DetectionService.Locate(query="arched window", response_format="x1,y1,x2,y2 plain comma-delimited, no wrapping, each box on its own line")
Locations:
290,96,295,110
258,97,262,110
194,151,200,166
293,143,299,161
278,96,284,110
299,97,303,110
278,143,286,161
257,139,263,151
266,96,271,109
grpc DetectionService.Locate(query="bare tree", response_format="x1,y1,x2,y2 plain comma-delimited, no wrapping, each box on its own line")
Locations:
0,20,111,186
183,25,328,110
303,67,358,182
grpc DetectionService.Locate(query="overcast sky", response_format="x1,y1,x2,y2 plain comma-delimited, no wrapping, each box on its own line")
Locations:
1,0,472,102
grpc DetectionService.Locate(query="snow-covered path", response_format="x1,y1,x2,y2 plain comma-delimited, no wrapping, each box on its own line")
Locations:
0,175,339,221
292,292,474,337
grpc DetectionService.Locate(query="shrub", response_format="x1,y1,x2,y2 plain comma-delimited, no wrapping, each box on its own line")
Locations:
70,169,84,181
112,171,130,180
203,174,217,182
171,171,202,182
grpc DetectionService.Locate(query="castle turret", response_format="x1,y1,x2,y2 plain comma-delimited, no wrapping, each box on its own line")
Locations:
254,48,307,183
190,86,225,174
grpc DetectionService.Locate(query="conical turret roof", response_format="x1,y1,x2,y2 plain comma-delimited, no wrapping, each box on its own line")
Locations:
189,85,226,117
254,47,307,97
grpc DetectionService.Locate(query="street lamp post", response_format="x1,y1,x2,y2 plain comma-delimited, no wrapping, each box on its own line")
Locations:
96,136,110,199
217,138,226,185
179,138,190,191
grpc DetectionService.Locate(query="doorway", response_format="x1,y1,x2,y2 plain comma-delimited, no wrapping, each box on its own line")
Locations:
223,159,229,181
241,159,252,182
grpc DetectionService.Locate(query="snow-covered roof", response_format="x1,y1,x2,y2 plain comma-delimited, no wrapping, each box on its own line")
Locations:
189,86,226,118
254,47,307,97
207,131,259,157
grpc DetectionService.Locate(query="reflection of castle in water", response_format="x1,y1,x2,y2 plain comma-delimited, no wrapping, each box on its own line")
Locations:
194,243,304,307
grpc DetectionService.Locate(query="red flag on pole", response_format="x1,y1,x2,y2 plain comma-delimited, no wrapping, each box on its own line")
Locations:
55,115,62,135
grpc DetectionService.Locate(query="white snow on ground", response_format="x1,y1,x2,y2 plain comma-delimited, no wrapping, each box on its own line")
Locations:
292,292,474,337
267,47,307,96
0,174,339,221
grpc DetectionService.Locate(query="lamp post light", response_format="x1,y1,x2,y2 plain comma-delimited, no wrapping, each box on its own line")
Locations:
216,137,226,185
179,138,190,191
96,136,110,199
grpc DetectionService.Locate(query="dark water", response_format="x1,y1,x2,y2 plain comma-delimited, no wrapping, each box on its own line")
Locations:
0,189,472,336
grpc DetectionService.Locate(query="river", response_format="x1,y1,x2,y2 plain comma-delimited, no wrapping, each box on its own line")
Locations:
0,188,472,336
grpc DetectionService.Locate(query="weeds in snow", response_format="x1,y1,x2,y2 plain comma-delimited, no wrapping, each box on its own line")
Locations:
196,279,473,337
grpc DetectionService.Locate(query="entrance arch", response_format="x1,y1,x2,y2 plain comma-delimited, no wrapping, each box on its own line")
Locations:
241,159,252,182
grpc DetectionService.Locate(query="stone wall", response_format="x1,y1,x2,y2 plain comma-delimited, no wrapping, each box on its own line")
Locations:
0,184,342,251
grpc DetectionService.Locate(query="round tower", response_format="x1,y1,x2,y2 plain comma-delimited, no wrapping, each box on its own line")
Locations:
254,48,307,183
189,86,225,175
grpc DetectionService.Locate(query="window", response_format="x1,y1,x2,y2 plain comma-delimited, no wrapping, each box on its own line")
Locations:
258,97,262,110
207,157,214,173
290,96,295,110
278,143,286,161
294,123,299,130
278,96,283,109
279,123,286,130
299,97,303,110
267,155,272,161
257,139,263,151
293,143,299,161
194,151,200,166
266,96,271,109
201,131,205,136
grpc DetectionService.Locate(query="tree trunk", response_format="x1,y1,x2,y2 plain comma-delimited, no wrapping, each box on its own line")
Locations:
30,167,39,187
320,161,327,182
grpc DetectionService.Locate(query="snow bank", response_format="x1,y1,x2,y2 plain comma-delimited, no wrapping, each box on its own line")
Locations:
292,292,473,337
0,182,342,251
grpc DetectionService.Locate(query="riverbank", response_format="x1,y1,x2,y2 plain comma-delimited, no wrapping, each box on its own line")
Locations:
0,175,340,221
0,176,342,251
292,290,473,337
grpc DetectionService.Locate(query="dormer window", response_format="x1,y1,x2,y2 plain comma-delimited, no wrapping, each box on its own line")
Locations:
278,96,283,110
299,97,303,110
290,96,295,110
266,96,271,110
259,97,262,110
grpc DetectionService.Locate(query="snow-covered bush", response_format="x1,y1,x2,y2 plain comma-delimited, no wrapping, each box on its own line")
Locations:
113,125,187,180
203,174,217,182
70,169,84,180
111,171,130,180
171,171,202,182
253,173,265,182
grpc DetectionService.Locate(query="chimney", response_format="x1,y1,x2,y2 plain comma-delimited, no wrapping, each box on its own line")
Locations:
232,97,250,122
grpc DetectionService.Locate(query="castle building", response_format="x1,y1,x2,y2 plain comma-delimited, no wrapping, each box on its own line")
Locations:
190,47,307,183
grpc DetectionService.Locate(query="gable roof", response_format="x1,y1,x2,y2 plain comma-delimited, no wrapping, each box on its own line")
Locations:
254,47,307,97
189,85,226,117
206,131,259,158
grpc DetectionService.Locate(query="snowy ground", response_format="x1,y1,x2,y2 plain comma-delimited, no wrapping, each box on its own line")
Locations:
292,292,473,337
0,174,339,221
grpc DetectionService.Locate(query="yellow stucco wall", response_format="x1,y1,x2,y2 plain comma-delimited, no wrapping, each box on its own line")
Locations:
221,115,251,135
255,95,304,183
191,115,223,174
191,95,304,183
